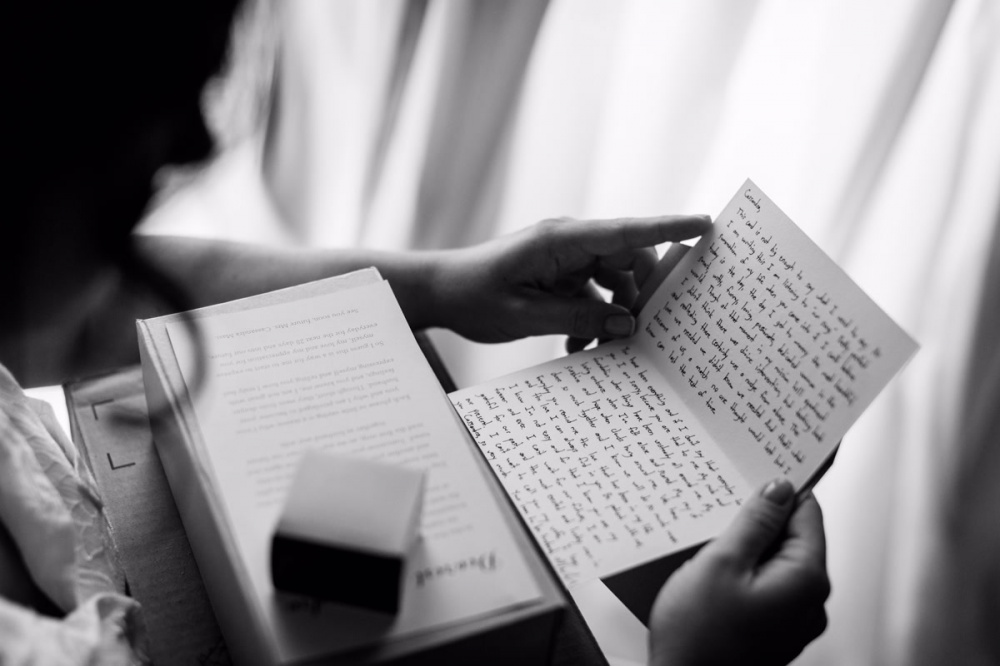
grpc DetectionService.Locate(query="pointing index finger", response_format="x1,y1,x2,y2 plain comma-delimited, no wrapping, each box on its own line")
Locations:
559,215,713,256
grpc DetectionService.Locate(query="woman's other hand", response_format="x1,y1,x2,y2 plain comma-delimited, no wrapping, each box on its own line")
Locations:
648,480,831,666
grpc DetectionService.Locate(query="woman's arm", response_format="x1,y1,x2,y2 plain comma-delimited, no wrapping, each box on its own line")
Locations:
132,234,447,330
6,214,709,386
135,214,710,343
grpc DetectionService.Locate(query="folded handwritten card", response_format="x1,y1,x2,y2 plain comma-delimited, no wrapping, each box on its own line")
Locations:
450,179,917,586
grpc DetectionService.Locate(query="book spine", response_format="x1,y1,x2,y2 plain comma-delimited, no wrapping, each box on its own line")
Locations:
137,321,278,666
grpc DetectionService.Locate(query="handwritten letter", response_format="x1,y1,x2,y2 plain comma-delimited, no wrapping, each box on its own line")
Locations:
451,179,916,586
451,344,747,585
634,180,917,486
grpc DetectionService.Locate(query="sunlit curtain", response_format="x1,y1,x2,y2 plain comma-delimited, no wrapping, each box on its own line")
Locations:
140,1,1000,664
489,3,1000,665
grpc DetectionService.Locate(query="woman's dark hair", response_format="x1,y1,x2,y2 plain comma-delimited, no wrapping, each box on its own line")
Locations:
5,2,241,380
12,3,240,248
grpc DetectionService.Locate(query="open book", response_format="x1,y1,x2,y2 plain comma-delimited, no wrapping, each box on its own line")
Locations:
138,272,563,666
449,179,917,588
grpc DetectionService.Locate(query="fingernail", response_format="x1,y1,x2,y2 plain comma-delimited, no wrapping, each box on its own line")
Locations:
761,478,794,505
604,314,635,337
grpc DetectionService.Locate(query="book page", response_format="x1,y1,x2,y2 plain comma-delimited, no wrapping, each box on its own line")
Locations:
635,179,918,487
166,281,541,663
450,342,749,586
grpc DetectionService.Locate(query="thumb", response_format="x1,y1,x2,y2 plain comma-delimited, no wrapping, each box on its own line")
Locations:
710,479,796,568
524,296,636,340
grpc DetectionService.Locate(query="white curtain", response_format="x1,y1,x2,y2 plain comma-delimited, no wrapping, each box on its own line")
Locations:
497,3,1000,664
141,1,1000,663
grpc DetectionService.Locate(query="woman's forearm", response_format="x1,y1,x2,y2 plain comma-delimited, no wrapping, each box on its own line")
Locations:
4,236,452,387
132,235,451,330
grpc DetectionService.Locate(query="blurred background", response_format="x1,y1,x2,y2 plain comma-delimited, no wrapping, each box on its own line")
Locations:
139,1,999,664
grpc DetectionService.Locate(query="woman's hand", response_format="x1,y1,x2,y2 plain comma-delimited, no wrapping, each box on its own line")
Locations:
648,480,831,666
429,215,711,350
